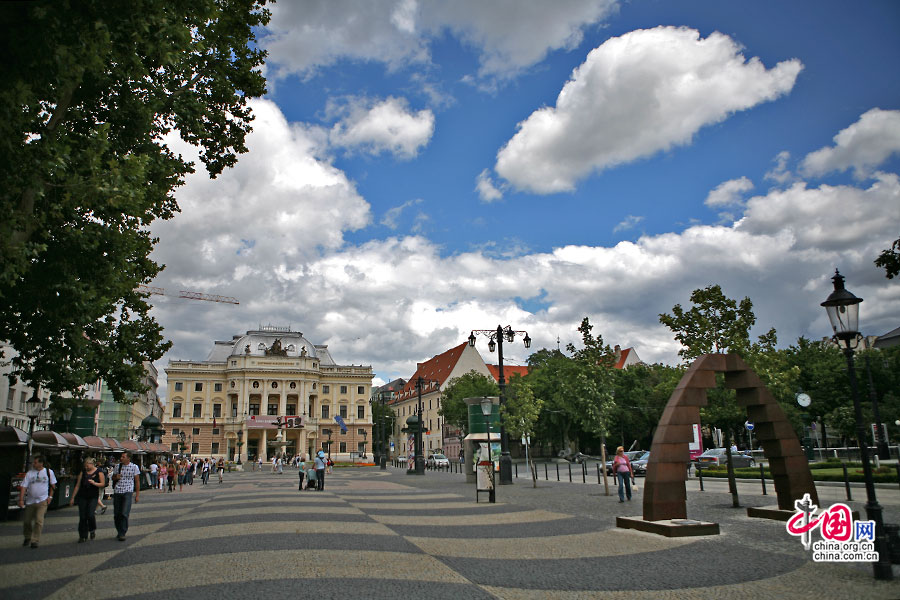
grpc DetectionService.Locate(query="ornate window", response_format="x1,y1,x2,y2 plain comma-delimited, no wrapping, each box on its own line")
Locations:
271,381,278,389
252,381,260,389
289,382,296,389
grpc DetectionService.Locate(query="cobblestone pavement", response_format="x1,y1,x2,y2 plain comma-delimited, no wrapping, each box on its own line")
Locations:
0,466,897,599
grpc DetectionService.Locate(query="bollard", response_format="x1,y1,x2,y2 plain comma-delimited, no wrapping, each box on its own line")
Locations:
515,462,518,478
568,462,572,482
597,464,601,484
544,463,548,480
760,464,767,496
842,463,852,501
582,462,586,483
896,463,900,493
556,463,560,481
698,467,704,491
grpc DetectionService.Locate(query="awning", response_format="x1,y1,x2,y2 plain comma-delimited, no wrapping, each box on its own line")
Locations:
463,433,501,442
0,426,30,447
137,441,153,452
102,438,125,452
83,436,113,451
119,439,144,454
32,430,71,448
61,433,89,449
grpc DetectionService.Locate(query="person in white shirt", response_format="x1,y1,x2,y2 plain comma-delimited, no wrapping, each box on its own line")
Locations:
18,455,57,548
111,451,141,541
149,461,159,489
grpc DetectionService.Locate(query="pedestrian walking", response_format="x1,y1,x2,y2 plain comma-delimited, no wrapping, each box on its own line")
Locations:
158,462,167,492
314,450,326,491
18,455,56,548
277,456,284,475
111,451,141,541
612,446,634,503
217,457,225,483
167,462,176,492
201,458,211,484
70,457,105,542
149,461,159,489
257,456,263,471
178,460,187,491
297,455,306,490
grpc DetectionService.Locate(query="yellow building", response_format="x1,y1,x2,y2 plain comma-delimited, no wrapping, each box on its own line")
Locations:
163,326,373,463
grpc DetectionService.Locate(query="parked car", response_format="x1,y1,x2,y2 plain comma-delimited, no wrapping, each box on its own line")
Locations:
426,453,450,468
606,450,645,475
695,448,755,469
631,451,651,475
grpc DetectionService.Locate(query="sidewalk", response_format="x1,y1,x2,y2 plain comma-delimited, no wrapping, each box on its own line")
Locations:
0,466,896,599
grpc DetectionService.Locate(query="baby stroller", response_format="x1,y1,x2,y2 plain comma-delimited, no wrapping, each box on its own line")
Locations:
306,468,317,490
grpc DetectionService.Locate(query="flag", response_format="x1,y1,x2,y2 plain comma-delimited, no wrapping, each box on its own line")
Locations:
334,415,348,433
213,417,217,429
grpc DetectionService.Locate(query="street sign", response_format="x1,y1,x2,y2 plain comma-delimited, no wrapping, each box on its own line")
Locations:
745,421,754,431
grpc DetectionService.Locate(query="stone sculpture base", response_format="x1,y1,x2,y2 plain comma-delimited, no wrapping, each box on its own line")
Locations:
617,516,720,537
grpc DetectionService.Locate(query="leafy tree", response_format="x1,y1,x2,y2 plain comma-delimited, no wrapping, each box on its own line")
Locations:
500,374,543,486
609,363,683,449
0,1,270,401
437,370,499,437
659,284,756,360
527,348,579,454
875,236,900,279
563,318,617,451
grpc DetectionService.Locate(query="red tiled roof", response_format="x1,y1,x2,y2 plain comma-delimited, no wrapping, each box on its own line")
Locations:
614,347,634,369
486,364,530,381
396,342,468,401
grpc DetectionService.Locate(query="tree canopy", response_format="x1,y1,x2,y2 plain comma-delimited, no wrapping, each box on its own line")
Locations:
437,370,499,437
875,236,900,279
659,284,757,361
0,1,270,401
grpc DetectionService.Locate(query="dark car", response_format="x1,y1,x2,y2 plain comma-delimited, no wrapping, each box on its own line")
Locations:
695,448,755,469
631,451,650,475
606,450,644,475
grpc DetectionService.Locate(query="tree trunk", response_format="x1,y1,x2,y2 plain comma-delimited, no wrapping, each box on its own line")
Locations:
600,433,609,496
724,429,740,508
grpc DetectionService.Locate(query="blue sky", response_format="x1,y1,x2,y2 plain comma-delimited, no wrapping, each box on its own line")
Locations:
150,1,900,394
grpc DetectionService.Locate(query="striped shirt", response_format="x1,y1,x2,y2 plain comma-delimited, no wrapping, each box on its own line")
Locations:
113,462,141,494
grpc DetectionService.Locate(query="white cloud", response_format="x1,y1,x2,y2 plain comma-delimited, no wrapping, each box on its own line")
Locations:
475,169,504,202
328,97,434,159
262,0,618,81
705,176,754,208
493,27,802,194
613,215,644,233
150,102,899,401
801,108,900,179
381,198,423,230
765,150,794,184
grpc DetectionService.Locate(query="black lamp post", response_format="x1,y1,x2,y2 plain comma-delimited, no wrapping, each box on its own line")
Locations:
179,431,187,454
821,269,893,580
469,326,531,485
25,392,42,470
327,431,332,462
236,430,243,464
362,430,367,458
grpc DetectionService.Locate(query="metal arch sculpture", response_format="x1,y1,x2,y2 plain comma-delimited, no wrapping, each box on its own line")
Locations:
643,353,818,521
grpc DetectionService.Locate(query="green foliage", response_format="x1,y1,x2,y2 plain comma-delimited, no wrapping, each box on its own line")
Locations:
659,284,756,360
608,362,682,448
501,375,543,440
437,370,499,437
0,1,270,401
875,236,900,279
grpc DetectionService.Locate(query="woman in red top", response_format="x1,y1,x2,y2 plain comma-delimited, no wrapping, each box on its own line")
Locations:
612,446,634,503
167,462,176,492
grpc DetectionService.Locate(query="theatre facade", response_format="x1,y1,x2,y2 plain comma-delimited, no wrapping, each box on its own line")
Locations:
162,326,373,463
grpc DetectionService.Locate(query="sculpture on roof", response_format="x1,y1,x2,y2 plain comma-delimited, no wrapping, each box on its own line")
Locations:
300,346,308,357
265,338,288,356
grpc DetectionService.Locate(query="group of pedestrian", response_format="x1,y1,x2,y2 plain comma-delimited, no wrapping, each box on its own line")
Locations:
149,456,226,491
299,450,327,491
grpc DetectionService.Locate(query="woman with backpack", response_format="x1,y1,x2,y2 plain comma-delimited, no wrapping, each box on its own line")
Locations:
612,446,634,503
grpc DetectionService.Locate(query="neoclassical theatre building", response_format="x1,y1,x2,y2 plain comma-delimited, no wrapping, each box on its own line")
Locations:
162,326,373,463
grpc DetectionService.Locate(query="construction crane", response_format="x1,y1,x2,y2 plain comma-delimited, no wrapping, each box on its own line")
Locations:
137,285,239,305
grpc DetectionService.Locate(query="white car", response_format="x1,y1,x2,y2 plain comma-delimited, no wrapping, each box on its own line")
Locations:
427,453,450,468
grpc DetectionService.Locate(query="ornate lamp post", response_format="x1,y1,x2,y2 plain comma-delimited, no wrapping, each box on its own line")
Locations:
469,326,531,484
25,392,42,470
362,430,367,458
236,430,244,464
821,269,893,580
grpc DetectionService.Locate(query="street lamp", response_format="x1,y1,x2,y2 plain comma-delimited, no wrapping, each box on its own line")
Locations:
821,269,893,580
62,407,73,434
469,326,531,484
236,430,244,464
362,430,367,459
480,397,495,503
25,392,42,470
410,376,436,475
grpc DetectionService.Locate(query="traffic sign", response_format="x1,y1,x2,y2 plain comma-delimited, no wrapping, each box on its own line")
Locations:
745,421,754,431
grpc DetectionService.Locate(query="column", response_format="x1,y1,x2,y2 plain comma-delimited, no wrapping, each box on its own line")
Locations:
261,428,268,462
